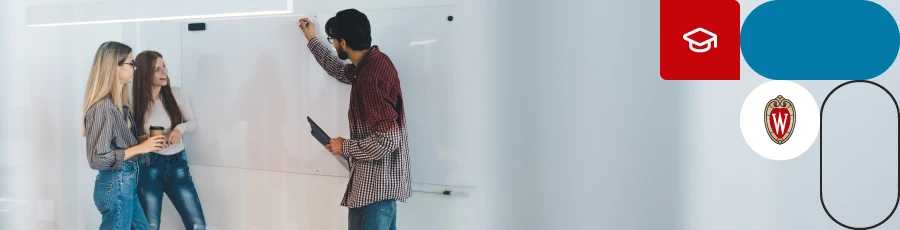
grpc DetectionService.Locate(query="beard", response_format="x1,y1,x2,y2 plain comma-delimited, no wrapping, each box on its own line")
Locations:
337,47,349,60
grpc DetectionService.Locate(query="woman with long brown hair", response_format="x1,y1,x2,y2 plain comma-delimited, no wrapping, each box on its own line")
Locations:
83,41,166,229
132,50,206,230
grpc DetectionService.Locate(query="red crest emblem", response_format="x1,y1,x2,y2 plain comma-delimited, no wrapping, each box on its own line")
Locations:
764,95,796,145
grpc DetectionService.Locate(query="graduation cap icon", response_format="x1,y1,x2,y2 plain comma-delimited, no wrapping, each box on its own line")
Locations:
683,28,717,53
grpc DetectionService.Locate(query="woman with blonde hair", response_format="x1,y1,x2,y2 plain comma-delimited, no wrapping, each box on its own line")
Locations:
83,41,167,229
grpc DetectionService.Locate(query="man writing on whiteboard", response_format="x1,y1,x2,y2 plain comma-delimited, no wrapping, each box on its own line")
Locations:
299,9,411,230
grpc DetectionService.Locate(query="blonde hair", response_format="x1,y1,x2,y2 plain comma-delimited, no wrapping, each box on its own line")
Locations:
82,41,133,135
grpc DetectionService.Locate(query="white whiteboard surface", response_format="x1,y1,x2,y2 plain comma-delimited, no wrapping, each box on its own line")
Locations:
181,6,475,188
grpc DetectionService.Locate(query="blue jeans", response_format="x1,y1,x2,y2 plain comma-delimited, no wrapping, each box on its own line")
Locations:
137,151,206,230
94,160,150,230
348,199,397,230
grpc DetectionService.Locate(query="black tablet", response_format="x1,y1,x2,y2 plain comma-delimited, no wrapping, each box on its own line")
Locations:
307,116,331,146
307,116,351,171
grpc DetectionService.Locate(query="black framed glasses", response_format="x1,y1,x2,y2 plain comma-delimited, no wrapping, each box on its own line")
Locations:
118,59,136,69
327,36,337,44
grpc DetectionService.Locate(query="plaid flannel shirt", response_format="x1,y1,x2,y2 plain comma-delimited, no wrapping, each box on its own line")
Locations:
307,37,412,208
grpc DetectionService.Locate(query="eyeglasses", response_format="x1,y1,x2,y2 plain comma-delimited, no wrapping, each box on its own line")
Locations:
118,60,136,69
327,36,336,44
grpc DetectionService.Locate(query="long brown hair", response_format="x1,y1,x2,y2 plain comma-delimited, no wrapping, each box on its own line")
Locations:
132,50,183,135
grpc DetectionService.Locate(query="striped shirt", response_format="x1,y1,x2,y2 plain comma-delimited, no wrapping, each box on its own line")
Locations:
307,37,412,208
84,95,140,170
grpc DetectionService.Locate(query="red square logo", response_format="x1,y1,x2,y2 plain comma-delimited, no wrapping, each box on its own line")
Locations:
660,0,741,80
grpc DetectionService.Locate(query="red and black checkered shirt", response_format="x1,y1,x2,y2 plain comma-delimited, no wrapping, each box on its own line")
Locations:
307,37,412,208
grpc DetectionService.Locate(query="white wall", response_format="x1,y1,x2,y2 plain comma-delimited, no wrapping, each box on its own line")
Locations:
499,1,684,229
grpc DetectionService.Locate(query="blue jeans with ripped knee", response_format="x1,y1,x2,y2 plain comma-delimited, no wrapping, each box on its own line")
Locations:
137,151,206,230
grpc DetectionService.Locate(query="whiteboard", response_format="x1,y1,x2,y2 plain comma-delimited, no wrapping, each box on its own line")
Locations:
181,6,475,188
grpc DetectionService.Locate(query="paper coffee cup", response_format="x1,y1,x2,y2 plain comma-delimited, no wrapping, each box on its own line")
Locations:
150,126,164,137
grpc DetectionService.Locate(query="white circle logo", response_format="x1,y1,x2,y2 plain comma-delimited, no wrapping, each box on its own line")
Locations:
740,80,820,161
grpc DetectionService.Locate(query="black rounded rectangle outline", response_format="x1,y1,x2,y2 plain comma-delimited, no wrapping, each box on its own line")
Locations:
820,80,899,230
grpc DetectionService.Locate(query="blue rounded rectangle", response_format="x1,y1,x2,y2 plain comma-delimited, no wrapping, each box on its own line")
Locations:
741,0,900,80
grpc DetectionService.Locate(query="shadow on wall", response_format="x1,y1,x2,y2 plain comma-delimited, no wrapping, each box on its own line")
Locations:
241,54,286,170
493,0,686,229
186,55,226,166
